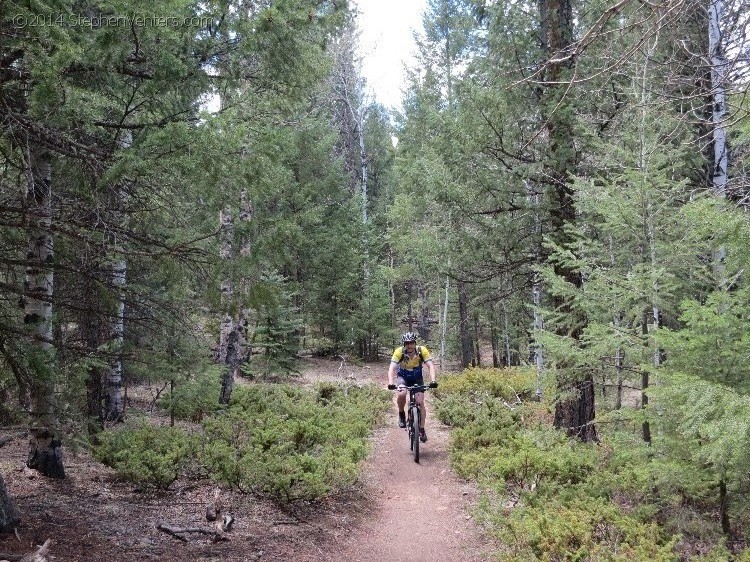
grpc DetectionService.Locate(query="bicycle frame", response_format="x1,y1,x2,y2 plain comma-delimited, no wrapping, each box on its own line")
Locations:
400,384,429,463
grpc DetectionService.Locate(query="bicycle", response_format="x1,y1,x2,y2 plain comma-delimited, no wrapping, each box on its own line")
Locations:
392,383,434,463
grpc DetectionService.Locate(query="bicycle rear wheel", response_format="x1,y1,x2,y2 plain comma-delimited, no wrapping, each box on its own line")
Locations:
411,405,420,463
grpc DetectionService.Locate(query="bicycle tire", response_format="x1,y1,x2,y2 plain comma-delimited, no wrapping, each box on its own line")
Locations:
406,408,415,451
411,405,420,463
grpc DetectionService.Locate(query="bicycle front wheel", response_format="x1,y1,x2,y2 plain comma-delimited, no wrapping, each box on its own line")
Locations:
408,411,415,452
411,405,420,463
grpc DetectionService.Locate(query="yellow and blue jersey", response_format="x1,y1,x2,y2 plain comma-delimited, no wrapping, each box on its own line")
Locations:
391,345,432,380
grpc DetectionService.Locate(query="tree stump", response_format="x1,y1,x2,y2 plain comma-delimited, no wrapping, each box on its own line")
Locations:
27,430,65,479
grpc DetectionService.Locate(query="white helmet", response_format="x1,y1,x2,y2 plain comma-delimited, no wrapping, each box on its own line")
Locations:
401,332,418,344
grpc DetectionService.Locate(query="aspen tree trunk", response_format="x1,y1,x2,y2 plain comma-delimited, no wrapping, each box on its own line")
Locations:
709,0,728,282
639,28,661,445
709,0,728,200
440,271,449,369
609,236,624,410
407,282,414,332
457,280,472,368
497,275,509,367
390,249,397,334
502,294,512,366
614,332,624,411
23,146,64,478
357,100,367,226
525,180,544,399
490,325,500,367
218,204,238,405
419,283,431,342
237,190,253,367
472,312,481,367
532,280,544,399
105,131,131,422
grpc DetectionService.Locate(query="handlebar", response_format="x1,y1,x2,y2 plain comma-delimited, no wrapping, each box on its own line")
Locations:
387,383,437,392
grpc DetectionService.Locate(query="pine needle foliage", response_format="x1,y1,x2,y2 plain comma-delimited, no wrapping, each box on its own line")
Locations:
438,367,750,559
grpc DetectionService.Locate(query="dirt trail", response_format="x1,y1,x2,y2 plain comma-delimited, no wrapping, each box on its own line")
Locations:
312,381,493,562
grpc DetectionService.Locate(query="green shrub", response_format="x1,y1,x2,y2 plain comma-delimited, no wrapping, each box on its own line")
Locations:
436,367,537,403
489,431,598,493
491,496,679,561
198,382,390,502
94,419,194,489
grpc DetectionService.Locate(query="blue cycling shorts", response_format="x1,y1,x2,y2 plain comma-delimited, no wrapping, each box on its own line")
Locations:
396,368,424,387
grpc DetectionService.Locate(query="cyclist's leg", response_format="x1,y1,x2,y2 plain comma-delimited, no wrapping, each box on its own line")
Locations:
416,390,426,428
395,375,407,411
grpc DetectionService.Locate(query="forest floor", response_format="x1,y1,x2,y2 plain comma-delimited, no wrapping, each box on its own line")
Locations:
0,357,494,561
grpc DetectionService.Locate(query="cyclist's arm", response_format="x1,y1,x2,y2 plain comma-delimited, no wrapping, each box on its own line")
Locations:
421,346,437,384
427,359,436,384
387,361,398,386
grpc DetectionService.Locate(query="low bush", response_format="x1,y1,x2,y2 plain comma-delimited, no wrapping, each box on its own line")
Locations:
198,382,390,502
488,430,598,492
491,495,679,561
435,367,538,404
94,418,195,489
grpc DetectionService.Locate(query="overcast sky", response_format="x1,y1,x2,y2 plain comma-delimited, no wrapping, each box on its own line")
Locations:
352,0,427,110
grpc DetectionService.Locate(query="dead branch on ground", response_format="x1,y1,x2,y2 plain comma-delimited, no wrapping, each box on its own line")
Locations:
157,487,234,543
0,538,53,562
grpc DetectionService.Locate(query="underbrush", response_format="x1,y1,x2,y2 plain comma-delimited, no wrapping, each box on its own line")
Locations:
94,381,391,503
434,367,747,560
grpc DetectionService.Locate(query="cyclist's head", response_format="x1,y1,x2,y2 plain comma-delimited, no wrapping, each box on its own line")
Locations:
401,332,418,345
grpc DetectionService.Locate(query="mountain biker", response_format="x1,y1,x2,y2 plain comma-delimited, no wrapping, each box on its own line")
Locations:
387,332,437,443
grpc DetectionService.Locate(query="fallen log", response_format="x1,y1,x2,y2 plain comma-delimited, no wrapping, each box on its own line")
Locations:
156,524,229,543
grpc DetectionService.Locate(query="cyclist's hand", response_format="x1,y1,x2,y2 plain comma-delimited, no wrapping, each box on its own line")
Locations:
387,384,397,390
429,381,438,388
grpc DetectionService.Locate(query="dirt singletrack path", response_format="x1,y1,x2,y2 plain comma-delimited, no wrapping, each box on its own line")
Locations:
319,389,494,562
